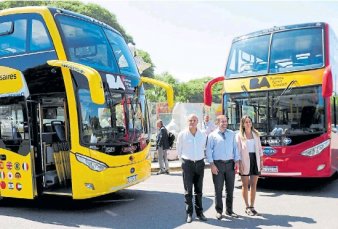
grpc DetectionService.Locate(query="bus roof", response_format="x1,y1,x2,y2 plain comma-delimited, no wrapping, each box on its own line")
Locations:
233,22,326,42
0,6,122,37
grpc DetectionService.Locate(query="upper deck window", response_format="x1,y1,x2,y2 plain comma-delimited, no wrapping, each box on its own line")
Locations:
225,27,324,78
226,35,270,77
56,15,122,74
0,14,53,57
104,29,139,78
270,28,324,73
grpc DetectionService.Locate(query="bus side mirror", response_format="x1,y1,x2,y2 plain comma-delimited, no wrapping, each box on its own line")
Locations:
322,65,332,98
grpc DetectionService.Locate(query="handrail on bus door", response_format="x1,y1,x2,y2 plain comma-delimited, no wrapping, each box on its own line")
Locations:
204,76,224,107
140,76,174,110
47,60,105,105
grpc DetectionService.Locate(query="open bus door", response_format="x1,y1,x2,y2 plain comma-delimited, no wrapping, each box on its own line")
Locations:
0,66,36,199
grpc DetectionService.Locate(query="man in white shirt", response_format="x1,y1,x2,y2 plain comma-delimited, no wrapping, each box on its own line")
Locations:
176,114,207,223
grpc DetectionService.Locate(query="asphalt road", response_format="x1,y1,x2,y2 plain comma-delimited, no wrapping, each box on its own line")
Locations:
1,169,338,229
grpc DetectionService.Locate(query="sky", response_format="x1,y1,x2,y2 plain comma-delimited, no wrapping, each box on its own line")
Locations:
84,0,338,82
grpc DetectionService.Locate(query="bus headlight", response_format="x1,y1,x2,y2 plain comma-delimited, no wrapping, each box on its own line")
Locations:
301,140,330,157
75,154,108,172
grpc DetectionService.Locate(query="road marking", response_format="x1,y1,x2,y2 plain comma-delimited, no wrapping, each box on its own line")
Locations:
105,210,118,217
94,198,135,203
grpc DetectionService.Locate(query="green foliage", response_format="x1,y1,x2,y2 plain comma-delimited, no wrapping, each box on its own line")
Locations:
145,73,223,104
0,0,133,43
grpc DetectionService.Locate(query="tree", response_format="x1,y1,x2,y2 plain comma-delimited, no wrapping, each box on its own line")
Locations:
145,74,223,104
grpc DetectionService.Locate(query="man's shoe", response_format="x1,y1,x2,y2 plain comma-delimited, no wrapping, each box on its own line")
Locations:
186,214,192,223
165,170,170,174
156,170,165,175
226,211,239,218
197,213,207,221
216,212,222,220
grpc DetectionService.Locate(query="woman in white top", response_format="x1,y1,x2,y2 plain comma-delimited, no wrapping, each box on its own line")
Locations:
236,115,263,216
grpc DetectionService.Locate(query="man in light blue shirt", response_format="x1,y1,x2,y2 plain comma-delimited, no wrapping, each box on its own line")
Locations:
206,115,241,220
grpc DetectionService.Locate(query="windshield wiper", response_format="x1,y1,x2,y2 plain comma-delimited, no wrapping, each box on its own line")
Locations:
275,80,298,105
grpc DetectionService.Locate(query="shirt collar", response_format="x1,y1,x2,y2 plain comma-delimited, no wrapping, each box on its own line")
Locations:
217,128,227,134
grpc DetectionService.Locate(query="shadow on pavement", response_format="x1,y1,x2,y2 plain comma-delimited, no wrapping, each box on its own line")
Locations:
0,187,317,229
257,174,338,198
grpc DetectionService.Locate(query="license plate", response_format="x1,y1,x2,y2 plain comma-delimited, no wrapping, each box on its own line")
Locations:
262,166,278,173
127,175,137,183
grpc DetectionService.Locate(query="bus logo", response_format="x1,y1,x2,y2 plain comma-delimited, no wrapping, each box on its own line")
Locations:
283,138,292,145
250,77,270,89
263,147,276,156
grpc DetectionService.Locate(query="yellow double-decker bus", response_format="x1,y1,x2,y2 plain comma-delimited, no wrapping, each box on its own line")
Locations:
205,22,338,178
0,7,173,200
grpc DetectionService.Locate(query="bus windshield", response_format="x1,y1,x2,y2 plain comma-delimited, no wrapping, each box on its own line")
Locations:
56,15,139,78
226,27,324,77
225,86,325,140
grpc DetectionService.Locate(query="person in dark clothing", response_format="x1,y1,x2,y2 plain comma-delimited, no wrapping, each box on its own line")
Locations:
156,120,170,174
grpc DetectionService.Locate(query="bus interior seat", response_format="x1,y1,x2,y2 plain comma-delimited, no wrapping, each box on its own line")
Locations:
43,123,53,132
300,106,316,128
51,120,66,142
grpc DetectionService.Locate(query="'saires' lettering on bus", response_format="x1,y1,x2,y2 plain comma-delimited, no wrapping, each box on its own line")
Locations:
0,73,17,81
249,77,270,89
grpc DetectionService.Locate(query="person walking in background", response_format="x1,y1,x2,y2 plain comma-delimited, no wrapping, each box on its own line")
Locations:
206,115,241,220
236,115,263,216
156,120,170,174
201,114,216,135
176,114,207,223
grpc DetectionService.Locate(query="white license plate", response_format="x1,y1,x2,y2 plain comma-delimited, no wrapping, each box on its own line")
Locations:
262,166,278,173
127,175,137,183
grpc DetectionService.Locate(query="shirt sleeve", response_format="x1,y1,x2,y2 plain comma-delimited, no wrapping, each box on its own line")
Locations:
233,133,241,161
176,132,183,159
206,133,214,163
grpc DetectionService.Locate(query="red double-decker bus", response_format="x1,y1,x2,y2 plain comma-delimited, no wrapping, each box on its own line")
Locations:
205,22,338,177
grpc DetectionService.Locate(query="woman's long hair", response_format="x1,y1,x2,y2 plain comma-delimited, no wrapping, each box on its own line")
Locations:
239,115,259,139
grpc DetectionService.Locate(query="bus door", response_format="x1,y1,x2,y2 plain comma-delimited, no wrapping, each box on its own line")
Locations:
0,97,36,199
0,67,35,199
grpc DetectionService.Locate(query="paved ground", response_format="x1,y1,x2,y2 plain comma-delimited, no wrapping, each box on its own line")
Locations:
1,169,338,229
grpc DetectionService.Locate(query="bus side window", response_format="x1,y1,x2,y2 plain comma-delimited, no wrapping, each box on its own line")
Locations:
0,19,27,57
30,19,53,52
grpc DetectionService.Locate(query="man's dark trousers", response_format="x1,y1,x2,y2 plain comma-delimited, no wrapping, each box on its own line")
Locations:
212,160,235,214
181,159,205,216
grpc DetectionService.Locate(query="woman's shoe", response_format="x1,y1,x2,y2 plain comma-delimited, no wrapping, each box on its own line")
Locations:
245,207,255,216
250,207,260,216
246,207,260,216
